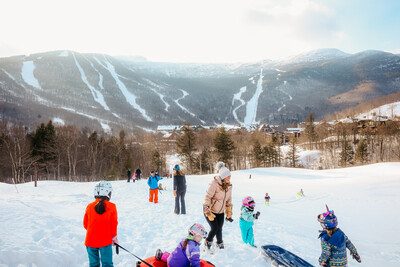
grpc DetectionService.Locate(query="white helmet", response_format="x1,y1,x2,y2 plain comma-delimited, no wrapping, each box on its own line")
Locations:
94,181,112,199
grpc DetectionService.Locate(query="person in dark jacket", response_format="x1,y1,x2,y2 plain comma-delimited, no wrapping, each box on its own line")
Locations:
173,164,187,215
135,168,141,180
127,168,132,183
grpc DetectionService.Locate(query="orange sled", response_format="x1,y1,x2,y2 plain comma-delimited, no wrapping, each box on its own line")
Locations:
136,256,215,267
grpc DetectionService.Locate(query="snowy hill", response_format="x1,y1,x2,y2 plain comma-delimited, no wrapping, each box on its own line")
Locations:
1,163,399,266
1,49,400,132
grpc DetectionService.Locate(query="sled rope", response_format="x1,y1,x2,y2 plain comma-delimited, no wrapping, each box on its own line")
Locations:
115,243,153,267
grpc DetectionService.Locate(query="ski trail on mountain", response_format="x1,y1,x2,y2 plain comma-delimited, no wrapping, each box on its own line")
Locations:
144,79,170,112
175,89,205,124
244,69,264,125
84,56,104,90
232,86,247,124
21,61,42,90
94,56,152,122
73,53,110,111
277,80,292,112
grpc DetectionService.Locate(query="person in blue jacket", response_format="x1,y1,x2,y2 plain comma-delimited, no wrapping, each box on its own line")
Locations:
147,170,162,203
318,205,361,266
239,196,260,247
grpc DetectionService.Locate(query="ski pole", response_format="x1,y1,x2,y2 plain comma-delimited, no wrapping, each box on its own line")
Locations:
114,243,153,267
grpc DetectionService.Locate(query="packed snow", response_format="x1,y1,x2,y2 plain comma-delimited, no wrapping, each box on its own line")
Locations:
175,89,205,124
232,86,247,124
1,163,399,266
73,53,110,111
52,117,65,126
21,61,42,89
244,69,264,125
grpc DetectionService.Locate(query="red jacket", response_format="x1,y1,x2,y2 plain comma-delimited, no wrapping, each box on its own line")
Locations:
83,199,118,248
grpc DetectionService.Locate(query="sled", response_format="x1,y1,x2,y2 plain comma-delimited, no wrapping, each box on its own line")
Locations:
261,245,314,267
136,256,215,267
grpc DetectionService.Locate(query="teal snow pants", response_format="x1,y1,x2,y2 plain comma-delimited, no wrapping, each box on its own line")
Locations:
239,219,255,246
86,244,113,267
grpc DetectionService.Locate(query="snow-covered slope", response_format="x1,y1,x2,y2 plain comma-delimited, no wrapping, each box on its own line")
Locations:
1,163,399,266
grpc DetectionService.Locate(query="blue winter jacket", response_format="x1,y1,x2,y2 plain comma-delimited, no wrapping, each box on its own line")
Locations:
239,206,255,222
147,174,162,189
318,228,358,267
167,239,201,267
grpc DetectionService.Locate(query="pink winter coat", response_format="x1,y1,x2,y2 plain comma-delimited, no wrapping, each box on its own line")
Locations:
204,176,232,214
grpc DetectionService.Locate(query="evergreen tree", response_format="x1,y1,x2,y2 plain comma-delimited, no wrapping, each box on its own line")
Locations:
340,140,354,167
286,137,300,167
194,148,211,174
305,112,317,149
29,120,57,164
355,139,368,164
214,127,235,167
252,140,263,167
176,124,196,173
151,150,165,172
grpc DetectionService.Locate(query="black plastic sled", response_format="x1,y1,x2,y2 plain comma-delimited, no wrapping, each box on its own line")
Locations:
261,245,314,267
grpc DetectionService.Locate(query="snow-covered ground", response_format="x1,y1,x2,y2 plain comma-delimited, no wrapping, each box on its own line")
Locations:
1,163,400,266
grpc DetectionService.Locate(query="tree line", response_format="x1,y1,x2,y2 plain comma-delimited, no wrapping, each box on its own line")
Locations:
1,113,400,184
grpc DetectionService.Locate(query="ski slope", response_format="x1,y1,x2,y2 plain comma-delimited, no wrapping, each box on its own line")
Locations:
1,163,400,266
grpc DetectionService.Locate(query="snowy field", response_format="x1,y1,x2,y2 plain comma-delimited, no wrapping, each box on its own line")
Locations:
1,163,400,266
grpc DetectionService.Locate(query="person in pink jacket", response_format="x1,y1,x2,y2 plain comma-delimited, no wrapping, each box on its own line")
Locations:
203,161,233,252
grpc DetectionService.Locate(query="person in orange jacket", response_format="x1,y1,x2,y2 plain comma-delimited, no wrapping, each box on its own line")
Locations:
84,181,118,267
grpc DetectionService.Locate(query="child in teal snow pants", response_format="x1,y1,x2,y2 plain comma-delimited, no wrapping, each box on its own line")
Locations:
239,196,260,247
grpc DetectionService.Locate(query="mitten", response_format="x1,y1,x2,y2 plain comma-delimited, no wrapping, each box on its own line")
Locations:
173,190,177,197
204,205,216,221
225,205,233,221
112,236,118,245
253,211,260,220
352,253,361,263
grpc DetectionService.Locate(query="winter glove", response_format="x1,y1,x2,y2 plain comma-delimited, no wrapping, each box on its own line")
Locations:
204,205,216,221
253,211,260,220
112,236,118,245
225,205,233,222
319,262,327,266
173,190,177,197
352,253,361,263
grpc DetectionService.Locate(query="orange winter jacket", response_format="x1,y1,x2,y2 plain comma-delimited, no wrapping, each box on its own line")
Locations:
83,199,118,248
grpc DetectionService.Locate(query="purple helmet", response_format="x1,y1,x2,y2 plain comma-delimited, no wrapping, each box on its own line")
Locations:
242,196,255,207
318,205,338,229
188,223,207,238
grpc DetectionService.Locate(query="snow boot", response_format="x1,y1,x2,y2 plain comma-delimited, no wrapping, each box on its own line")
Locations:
155,249,163,260
216,242,224,249
204,240,214,254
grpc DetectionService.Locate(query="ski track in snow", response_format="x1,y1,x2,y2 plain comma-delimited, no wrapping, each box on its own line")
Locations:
1,68,47,103
1,163,400,266
73,53,110,111
95,56,152,122
84,56,104,90
144,79,170,112
232,86,247,124
175,89,205,124
21,61,42,89
277,80,292,112
244,69,264,125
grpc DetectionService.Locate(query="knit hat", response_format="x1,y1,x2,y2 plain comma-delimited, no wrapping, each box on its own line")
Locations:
174,164,180,170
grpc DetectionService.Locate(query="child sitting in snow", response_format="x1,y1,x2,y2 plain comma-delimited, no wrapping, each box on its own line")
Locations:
318,205,361,266
264,193,270,206
155,223,207,267
239,196,260,247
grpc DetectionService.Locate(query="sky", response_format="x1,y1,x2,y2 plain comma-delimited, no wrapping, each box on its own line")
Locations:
1,0,400,63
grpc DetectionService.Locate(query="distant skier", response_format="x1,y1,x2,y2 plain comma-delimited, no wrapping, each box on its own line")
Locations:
83,181,118,267
135,168,141,180
264,193,271,206
203,161,233,252
173,164,187,215
317,205,361,266
154,223,207,267
147,170,162,204
127,168,132,183
239,196,260,247
297,188,304,197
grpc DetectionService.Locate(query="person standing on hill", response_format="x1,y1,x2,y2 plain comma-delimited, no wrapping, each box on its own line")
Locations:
127,168,132,183
173,164,187,215
84,181,118,267
203,161,233,252
147,170,162,204
135,168,141,180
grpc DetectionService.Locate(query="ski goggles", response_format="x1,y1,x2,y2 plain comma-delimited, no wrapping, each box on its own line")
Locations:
249,203,256,207
317,210,334,222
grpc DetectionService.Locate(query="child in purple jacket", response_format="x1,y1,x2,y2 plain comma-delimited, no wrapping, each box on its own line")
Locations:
155,223,207,267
